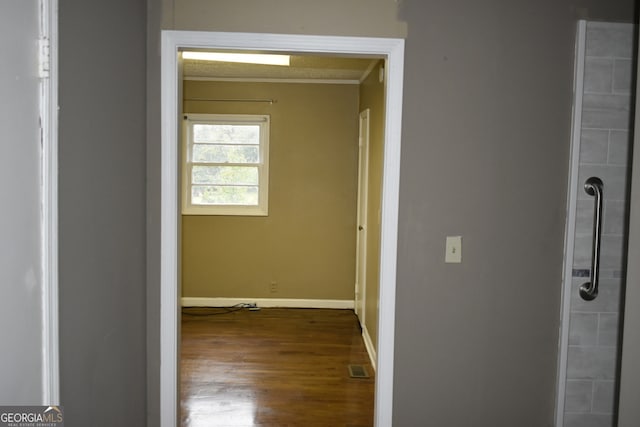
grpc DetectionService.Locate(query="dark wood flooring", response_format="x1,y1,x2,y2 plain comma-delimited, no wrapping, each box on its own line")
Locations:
180,307,375,427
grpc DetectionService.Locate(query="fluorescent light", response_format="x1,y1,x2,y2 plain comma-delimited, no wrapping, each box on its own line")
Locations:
182,51,290,66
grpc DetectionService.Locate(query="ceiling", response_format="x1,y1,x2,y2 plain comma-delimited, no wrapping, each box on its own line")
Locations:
182,53,380,82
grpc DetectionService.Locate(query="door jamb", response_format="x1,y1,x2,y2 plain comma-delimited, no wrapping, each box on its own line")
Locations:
40,0,60,406
160,30,404,427
355,108,371,325
554,20,585,426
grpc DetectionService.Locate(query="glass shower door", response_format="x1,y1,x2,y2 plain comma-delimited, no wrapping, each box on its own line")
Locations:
558,20,636,427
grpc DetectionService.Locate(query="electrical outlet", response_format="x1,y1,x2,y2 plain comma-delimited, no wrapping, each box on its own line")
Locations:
270,282,278,293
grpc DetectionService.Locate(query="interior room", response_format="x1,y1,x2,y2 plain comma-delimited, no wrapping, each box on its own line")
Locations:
178,51,387,425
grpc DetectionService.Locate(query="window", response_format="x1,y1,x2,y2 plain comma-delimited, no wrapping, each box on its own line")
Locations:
182,114,270,215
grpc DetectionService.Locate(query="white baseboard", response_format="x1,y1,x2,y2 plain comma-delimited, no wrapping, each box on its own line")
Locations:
181,297,354,310
361,324,377,371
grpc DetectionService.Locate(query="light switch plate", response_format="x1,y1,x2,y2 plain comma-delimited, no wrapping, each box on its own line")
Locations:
445,236,462,263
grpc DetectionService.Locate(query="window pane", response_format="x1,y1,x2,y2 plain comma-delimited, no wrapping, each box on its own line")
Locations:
192,144,259,163
192,185,259,205
193,124,260,145
192,165,258,185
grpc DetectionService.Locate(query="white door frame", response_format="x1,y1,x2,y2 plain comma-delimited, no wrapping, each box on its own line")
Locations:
554,20,586,426
40,0,60,405
355,108,371,325
160,30,404,427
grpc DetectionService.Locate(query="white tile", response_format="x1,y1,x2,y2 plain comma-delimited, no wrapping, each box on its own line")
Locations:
613,59,632,94
583,94,631,111
608,130,630,165
592,380,616,413
598,313,619,347
599,234,627,271
565,380,593,412
575,199,594,235
602,200,626,235
566,346,617,380
581,108,632,130
586,22,635,59
564,413,614,427
579,129,608,164
584,58,613,93
569,313,598,346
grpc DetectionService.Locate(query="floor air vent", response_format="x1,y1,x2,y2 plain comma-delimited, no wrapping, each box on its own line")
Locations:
348,364,370,378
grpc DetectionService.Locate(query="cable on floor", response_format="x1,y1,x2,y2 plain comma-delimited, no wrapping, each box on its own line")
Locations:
181,303,259,316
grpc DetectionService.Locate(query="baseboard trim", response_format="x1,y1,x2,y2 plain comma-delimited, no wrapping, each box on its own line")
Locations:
361,324,377,371
181,297,354,310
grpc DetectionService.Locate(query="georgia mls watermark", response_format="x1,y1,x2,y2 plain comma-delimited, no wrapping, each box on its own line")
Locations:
0,406,63,427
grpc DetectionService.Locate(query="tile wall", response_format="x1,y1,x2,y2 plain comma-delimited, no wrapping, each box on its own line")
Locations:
564,21,635,427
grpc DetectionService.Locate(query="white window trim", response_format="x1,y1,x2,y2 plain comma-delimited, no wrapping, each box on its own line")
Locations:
182,113,270,216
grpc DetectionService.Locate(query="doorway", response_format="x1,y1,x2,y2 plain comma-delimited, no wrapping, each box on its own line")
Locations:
160,30,404,427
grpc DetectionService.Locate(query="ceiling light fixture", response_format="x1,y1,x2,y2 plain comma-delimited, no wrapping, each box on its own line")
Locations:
182,51,290,66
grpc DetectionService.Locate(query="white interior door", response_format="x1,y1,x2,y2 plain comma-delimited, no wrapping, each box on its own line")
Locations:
354,109,370,324
0,0,58,405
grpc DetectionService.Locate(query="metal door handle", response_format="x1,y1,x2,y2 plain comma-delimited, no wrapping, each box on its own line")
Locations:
579,177,603,301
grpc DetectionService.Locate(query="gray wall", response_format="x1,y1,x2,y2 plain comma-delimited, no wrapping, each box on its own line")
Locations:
59,0,147,424
393,1,635,426
147,0,163,425
167,0,407,36
53,0,635,425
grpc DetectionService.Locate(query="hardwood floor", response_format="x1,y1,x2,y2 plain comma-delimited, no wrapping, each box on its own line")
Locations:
180,307,375,427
